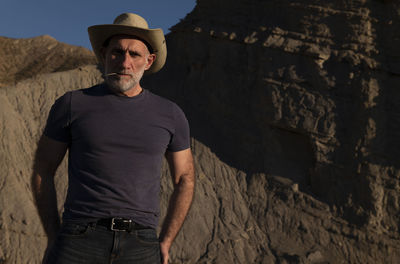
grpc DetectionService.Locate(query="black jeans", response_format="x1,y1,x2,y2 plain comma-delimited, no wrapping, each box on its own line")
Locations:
45,222,161,264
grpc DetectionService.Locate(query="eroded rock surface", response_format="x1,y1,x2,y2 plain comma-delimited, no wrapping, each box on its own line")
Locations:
145,0,400,262
1,0,400,263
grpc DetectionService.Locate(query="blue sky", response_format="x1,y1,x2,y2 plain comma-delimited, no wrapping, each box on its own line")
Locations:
0,0,196,50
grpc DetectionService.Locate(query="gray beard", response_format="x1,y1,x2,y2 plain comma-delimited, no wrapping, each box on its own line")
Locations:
105,69,144,94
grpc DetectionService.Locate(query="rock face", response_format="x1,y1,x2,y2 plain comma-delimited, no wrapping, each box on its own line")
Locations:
148,0,400,262
0,66,103,264
1,0,400,263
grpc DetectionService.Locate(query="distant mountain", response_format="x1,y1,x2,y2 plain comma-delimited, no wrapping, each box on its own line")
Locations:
1,0,400,263
0,35,96,87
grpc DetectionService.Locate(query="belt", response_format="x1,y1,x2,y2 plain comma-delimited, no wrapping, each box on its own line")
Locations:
96,218,148,232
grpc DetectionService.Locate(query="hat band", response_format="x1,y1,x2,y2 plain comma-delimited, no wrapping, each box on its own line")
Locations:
102,34,154,53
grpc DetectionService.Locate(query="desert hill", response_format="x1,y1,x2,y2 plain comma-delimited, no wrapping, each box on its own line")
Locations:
0,35,96,87
1,0,400,263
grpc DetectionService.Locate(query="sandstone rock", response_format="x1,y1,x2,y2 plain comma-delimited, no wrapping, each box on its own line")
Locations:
1,0,400,263
144,0,400,262
0,66,103,263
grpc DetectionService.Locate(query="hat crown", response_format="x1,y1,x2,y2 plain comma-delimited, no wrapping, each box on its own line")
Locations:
113,13,149,29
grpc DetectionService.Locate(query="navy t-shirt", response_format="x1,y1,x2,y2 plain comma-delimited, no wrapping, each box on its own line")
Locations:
44,84,190,228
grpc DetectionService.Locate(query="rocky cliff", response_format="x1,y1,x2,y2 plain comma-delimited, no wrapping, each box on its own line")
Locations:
1,0,400,263
146,0,400,261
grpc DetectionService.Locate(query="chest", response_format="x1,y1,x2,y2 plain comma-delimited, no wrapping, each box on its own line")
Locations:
70,100,173,156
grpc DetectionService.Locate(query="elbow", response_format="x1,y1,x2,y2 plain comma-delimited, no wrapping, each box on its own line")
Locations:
174,172,195,192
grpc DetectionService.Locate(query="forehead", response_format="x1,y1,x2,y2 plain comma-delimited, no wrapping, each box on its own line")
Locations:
107,35,149,52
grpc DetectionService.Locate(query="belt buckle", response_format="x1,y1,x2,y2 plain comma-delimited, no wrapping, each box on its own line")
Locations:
110,218,132,231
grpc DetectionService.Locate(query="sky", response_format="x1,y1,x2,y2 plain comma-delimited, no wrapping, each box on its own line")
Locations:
0,0,196,50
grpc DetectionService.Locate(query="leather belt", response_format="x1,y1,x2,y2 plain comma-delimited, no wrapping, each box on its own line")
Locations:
96,218,148,232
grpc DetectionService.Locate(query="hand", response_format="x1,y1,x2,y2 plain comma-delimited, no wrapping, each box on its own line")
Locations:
160,241,170,264
42,235,57,264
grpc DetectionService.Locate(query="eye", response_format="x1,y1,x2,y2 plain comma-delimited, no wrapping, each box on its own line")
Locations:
129,51,141,57
110,48,124,56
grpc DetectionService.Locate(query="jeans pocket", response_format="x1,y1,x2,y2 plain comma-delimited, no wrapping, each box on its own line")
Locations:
135,229,159,245
59,223,91,237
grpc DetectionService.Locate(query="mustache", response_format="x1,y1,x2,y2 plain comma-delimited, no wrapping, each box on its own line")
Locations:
104,72,134,77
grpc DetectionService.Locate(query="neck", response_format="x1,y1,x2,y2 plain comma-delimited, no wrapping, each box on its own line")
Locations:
119,85,143,97
107,83,143,97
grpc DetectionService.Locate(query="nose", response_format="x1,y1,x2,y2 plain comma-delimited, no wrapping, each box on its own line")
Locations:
120,51,132,69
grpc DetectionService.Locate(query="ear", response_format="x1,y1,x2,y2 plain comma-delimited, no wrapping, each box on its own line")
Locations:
144,54,156,70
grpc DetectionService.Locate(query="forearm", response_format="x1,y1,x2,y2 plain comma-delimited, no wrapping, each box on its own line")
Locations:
160,149,195,263
32,171,61,242
31,136,67,241
159,176,195,248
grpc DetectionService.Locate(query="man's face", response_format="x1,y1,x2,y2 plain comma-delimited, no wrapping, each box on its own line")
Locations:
102,36,155,95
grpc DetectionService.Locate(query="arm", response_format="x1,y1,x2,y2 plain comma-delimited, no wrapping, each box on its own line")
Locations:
159,148,195,264
31,135,68,243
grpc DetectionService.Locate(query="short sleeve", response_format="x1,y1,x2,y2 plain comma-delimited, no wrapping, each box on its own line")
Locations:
43,92,71,143
167,104,190,152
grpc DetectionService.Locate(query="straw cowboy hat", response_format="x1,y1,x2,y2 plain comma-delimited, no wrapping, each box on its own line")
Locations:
88,13,167,74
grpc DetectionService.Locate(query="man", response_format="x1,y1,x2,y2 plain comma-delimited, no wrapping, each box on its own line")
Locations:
31,13,195,264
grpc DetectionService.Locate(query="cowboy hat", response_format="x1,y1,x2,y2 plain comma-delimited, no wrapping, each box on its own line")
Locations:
88,13,167,74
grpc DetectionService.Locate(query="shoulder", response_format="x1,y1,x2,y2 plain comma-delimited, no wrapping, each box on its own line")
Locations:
144,90,188,127
54,84,102,100
63,84,108,106
75,84,105,97
50,84,104,114
53,91,72,107
145,90,183,113
145,90,174,105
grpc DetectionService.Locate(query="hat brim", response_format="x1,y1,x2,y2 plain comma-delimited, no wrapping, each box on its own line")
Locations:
88,24,166,74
